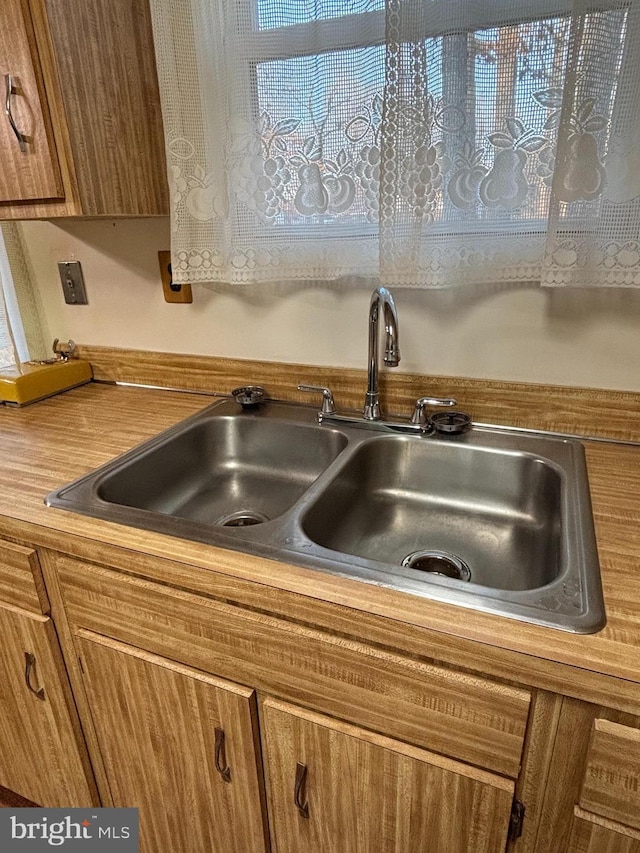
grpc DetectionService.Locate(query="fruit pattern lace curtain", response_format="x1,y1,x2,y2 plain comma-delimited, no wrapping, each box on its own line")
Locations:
149,0,640,287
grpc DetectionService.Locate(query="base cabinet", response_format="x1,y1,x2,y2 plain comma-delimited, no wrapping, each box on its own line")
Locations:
0,605,95,805
34,549,640,853
262,698,514,853
75,630,516,853
535,698,640,853
0,539,95,807
76,631,269,853
51,554,529,853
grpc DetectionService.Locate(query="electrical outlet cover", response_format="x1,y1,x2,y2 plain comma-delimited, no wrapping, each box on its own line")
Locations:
158,251,192,303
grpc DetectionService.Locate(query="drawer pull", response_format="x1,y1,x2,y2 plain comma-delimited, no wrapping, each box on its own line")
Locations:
214,727,231,783
4,75,27,153
294,762,309,818
24,652,45,700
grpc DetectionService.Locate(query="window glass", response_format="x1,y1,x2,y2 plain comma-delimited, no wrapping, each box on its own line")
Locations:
256,0,384,30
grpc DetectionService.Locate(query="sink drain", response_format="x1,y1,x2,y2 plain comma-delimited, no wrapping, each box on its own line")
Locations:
215,509,270,527
401,550,471,582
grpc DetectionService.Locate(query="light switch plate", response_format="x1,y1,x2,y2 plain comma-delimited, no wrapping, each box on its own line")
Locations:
58,261,88,305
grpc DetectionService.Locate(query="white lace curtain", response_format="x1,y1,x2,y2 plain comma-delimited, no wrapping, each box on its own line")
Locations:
150,0,640,288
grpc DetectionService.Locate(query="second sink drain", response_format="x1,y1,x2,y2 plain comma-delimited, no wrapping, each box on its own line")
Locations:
401,550,472,582
216,509,270,527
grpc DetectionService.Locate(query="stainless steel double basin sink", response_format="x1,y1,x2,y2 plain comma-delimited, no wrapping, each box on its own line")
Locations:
46,398,605,633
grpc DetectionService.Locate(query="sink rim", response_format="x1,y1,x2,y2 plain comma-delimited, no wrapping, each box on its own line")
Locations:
45,397,605,635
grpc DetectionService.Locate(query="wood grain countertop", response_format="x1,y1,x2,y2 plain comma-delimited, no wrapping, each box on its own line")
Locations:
1,380,639,712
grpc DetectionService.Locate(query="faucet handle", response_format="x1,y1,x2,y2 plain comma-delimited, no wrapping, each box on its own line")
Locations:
298,384,337,415
410,395,457,425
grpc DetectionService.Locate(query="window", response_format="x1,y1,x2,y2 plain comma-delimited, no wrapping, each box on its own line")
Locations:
0,229,24,367
150,0,640,287
0,225,47,366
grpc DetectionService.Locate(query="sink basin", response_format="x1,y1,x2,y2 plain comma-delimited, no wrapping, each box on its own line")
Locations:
46,398,605,633
52,405,348,536
97,415,347,526
302,435,562,591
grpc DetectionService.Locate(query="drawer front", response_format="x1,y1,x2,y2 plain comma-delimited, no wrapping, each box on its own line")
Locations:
56,556,531,777
0,540,49,615
579,718,640,830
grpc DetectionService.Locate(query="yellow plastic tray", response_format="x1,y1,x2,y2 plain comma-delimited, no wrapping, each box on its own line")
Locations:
0,360,92,406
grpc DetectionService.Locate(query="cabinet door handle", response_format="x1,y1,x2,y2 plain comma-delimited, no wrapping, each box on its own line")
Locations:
24,652,45,700
4,75,27,153
214,727,232,783
294,762,309,818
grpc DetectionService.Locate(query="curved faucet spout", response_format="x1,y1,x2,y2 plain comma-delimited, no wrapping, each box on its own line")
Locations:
364,286,401,420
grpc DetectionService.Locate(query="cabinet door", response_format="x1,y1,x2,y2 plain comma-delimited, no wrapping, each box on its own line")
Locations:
566,809,640,853
536,700,640,853
262,698,514,853
77,631,269,853
0,0,63,202
0,605,95,805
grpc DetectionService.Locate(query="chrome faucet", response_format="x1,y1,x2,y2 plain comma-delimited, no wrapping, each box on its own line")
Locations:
364,286,400,420
298,285,463,435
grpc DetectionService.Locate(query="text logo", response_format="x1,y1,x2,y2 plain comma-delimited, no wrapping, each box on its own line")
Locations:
0,809,138,851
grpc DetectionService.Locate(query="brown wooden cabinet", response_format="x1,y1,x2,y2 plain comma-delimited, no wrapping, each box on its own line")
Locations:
76,631,269,853
262,697,514,853
0,0,168,219
0,0,63,205
47,553,532,853
4,544,636,853
0,540,96,806
533,698,640,853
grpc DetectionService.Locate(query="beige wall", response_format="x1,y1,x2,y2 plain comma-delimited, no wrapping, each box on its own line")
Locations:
19,218,640,392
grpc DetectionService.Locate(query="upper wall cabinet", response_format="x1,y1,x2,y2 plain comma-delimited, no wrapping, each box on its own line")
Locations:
0,0,168,219
0,0,63,206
